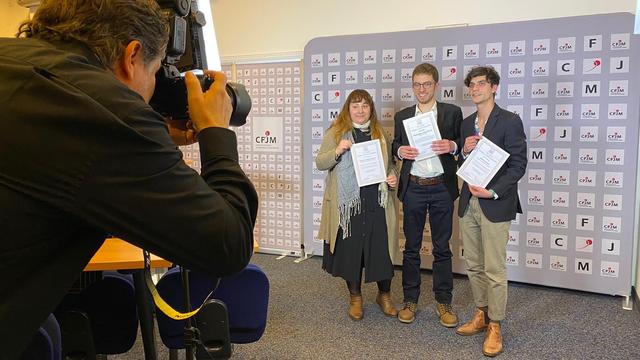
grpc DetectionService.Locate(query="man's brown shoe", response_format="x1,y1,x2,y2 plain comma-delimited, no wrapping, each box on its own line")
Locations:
376,292,398,317
435,303,459,328
397,302,417,323
348,294,363,321
483,322,503,357
455,308,488,336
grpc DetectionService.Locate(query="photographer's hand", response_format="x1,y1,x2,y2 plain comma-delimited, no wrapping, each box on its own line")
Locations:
185,70,232,133
166,118,198,145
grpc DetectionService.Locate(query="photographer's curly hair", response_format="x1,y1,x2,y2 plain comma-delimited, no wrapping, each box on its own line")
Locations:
17,0,169,69
330,89,383,143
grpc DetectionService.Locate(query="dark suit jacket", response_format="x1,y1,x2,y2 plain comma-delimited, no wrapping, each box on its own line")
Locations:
392,102,463,202
457,104,527,222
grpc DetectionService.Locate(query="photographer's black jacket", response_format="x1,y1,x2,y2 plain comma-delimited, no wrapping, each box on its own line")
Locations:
0,37,258,358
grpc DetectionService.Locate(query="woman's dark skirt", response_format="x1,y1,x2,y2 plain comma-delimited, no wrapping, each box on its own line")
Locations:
322,194,393,283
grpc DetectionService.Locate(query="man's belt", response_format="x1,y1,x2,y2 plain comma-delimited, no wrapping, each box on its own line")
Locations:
409,174,445,186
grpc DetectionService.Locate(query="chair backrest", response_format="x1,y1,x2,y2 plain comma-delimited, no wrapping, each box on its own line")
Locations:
20,313,61,360
155,267,218,349
214,264,270,344
55,271,138,356
83,271,138,354
155,264,269,348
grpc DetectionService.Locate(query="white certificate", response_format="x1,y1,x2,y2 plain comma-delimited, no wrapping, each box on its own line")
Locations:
350,139,387,187
402,112,442,161
456,137,510,188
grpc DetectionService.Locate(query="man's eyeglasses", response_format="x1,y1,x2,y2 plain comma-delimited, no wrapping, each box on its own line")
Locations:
412,81,435,89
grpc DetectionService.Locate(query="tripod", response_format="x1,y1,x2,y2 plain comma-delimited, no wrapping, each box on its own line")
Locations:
178,267,231,360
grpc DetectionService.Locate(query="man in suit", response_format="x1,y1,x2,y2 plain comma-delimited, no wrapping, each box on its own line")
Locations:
0,1,257,357
392,63,463,326
455,66,527,357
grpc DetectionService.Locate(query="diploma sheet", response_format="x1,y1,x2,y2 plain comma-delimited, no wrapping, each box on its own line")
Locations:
456,137,510,188
350,139,387,187
402,112,442,161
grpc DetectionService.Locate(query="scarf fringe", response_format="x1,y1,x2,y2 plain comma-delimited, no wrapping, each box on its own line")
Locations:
338,198,361,239
378,182,388,209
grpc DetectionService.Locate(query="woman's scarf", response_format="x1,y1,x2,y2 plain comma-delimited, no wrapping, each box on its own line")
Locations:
335,122,388,239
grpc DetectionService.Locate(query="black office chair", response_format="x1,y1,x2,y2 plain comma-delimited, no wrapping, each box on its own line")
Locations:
55,271,138,357
19,313,62,360
155,264,269,359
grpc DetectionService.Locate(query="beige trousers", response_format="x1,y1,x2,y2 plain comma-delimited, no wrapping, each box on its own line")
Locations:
459,197,511,321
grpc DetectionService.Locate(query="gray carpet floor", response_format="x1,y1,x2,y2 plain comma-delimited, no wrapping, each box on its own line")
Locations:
112,253,640,359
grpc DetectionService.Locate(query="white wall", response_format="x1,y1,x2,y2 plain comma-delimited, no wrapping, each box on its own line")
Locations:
0,0,29,37
212,0,640,296
211,0,640,297
211,0,636,61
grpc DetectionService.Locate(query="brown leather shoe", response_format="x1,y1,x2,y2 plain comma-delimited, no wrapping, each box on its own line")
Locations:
397,302,417,323
483,322,503,357
376,292,398,317
455,308,488,336
435,303,459,328
348,294,363,321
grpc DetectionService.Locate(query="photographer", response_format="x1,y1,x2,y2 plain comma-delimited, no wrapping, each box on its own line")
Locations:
0,1,258,358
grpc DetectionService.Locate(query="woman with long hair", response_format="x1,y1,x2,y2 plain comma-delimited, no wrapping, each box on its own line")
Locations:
316,89,399,320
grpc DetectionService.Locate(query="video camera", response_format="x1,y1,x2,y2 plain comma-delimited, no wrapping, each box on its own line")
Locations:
150,0,251,127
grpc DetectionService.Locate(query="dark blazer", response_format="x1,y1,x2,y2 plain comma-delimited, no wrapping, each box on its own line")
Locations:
457,104,528,222
392,102,463,202
0,37,258,358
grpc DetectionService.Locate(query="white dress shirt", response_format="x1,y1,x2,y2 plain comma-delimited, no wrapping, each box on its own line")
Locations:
407,102,444,178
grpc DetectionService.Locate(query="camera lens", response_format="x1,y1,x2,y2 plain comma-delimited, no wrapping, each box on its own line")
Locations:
225,82,251,127
199,75,251,127
150,73,251,127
